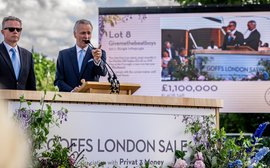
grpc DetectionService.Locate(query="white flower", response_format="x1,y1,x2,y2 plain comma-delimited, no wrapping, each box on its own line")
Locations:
197,75,205,81
183,77,189,81
247,74,255,79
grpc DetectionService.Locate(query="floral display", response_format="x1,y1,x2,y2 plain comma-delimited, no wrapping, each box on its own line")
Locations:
13,95,92,168
173,159,188,168
13,95,270,167
171,115,270,168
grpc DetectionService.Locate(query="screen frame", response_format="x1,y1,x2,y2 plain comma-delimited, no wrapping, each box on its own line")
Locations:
99,4,270,15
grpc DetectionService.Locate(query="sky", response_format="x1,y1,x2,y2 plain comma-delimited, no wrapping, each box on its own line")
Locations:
0,0,179,59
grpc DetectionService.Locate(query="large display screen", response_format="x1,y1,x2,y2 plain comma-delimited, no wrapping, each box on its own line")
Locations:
98,5,270,112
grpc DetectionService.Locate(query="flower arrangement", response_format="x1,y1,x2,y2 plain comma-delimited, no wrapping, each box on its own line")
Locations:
13,94,270,168
171,115,270,168
168,55,211,81
242,58,270,81
13,94,93,168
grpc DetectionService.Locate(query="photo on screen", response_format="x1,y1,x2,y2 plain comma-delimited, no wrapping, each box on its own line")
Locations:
161,16,270,81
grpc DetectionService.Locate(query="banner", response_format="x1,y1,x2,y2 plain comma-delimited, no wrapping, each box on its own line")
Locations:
99,9,270,112
8,101,215,167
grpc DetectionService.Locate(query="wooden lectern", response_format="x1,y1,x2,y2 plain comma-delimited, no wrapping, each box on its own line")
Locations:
226,45,255,51
76,80,141,95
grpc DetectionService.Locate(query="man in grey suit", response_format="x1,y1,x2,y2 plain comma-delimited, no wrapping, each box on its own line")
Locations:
244,20,261,51
54,19,107,92
0,16,36,90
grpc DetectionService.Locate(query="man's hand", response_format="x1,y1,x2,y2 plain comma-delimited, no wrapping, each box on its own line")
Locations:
71,86,80,92
92,45,102,63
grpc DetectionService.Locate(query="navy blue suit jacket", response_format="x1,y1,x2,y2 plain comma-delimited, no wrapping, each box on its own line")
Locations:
0,42,36,90
54,46,107,92
222,30,244,50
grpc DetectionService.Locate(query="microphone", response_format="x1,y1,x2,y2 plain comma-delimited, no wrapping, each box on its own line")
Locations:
83,40,120,94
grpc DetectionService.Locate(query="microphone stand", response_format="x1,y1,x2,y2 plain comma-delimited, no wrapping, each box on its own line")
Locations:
84,40,120,94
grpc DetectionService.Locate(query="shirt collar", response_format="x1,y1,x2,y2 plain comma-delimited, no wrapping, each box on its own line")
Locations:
231,29,236,34
76,45,88,54
3,41,18,53
250,28,256,32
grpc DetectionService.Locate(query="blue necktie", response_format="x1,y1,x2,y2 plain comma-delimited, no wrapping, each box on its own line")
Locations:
10,48,20,80
78,49,84,72
228,36,232,43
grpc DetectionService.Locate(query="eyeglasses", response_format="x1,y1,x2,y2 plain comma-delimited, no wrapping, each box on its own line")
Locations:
4,27,22,32
228,25,235,27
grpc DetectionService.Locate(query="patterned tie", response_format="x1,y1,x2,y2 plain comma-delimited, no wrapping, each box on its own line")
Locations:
78,49,84,72
10,48,20,80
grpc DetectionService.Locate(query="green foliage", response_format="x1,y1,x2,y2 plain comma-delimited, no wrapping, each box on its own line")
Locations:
170,55,210,81
14,93,69,167
15,93,110,168
220,113,270,136
174,0,270,6
261,137,270,165
178,115,270,167
140,162,161,168
175,150,185,159
39,136,71,168
33,52,57,91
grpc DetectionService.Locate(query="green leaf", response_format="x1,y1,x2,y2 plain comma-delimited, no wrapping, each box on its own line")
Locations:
175,150,185,159
98,161,106,166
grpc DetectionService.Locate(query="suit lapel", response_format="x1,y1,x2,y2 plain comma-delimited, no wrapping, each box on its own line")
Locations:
17,46,24,80
70,46,80,80
0,42,16,78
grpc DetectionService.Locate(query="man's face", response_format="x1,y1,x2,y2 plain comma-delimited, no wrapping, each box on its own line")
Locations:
180,50,186,57
1,20,22,46
228,22,236,31
165,42,171,49
74,23,92,48
247,22,255,31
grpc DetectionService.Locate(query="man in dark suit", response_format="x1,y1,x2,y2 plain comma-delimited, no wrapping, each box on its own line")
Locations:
164,41,177,59
0,16,36,90
222,21,244,50
244,20,261,51
54,19,107,92
174,48,188,65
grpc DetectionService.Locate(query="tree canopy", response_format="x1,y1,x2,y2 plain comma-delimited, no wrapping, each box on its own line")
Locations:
174,0,270,5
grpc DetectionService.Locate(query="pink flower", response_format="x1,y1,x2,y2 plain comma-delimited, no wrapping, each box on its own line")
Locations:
195,152,204,161
69,156,75,166
197,75,205,81
173,159,188,168
194,160,205,168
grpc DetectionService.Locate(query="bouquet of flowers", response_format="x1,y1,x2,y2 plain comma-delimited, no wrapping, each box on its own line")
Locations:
171,115,269,168
14,95,92,168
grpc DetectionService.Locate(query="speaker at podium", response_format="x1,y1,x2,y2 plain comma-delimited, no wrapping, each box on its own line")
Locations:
226,45,255,51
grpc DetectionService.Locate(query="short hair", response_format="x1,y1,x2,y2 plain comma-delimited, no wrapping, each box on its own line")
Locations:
164,41,171,46
163,50,169,55
179,47,185,53
229,21,237,27
248,20,256,25
2,16,22,30
73,19,93,33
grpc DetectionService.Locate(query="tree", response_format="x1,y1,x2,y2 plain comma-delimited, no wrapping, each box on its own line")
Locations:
33,52,57,91
174,0,270,5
